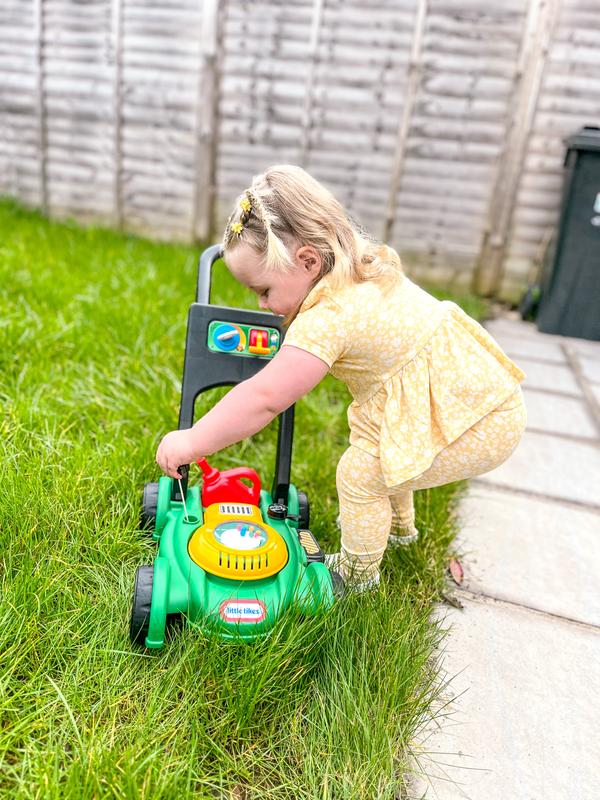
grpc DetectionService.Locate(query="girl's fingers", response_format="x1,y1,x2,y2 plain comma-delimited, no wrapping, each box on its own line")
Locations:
155,437,185,478
167,458,181,479
155,445,171,476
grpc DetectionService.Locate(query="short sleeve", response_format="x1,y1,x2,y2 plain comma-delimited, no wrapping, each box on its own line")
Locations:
283,299,347,368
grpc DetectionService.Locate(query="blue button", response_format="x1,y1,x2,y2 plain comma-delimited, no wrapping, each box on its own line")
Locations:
214,324,240,351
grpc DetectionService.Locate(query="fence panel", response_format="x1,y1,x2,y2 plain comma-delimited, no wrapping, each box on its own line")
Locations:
1,0,599,301
0,1,42,207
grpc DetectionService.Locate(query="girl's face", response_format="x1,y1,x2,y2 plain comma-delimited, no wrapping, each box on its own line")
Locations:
225,241,322,317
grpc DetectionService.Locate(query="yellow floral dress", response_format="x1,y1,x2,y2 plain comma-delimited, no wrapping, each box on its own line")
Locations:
283,272,526,488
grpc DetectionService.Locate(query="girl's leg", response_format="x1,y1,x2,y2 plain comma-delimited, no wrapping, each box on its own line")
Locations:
404,386,527,492
388,489,419,544
386,386,526,539
336,387,526,569
390,489,416,529
335,445,392,582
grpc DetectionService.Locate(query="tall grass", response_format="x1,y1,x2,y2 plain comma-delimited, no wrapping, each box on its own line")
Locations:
0,200,486,799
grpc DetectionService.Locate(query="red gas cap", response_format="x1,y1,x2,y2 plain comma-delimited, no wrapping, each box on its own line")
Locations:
197,458,262,507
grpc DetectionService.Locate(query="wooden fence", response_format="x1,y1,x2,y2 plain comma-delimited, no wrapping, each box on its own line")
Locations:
1,0,599,301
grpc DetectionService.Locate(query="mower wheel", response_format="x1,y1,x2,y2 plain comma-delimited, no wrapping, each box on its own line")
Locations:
330,570,345,601
129,566,153,646
297,491,310,529
140,482,159,531
129,567,182,646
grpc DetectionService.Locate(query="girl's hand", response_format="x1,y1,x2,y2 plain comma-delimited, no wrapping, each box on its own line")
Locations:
155,429,200,478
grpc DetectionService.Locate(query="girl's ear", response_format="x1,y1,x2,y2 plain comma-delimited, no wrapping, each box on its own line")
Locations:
295,245,322,275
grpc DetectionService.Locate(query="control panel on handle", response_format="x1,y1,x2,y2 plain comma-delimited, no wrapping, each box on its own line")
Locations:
208,321,281,359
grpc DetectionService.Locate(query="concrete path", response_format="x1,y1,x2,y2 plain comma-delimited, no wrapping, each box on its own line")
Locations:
408,315,600,799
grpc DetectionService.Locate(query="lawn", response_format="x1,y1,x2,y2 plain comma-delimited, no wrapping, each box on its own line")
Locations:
0,199,487,799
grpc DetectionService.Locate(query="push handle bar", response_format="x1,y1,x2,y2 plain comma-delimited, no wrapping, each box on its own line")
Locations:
196,244,224,305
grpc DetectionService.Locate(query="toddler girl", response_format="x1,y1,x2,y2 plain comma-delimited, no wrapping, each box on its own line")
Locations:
156,165,527,591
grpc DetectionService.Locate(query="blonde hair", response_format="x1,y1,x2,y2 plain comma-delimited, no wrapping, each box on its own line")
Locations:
223,164,403,310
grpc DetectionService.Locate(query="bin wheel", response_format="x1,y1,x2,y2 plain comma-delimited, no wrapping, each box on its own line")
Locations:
519,285,541,321
140,482,159,531
297,491,310,529
130,566,153,645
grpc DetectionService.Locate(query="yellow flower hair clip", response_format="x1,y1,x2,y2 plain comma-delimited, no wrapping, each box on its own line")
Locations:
240,197,251,213
231,222,243,235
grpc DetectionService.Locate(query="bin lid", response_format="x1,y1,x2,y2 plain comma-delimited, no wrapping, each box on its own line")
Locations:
566,126,600,153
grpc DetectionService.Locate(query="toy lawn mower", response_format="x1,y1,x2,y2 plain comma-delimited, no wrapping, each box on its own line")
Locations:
130,245,343,648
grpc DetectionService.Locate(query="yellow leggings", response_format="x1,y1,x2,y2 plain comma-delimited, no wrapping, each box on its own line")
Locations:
335,385,527,581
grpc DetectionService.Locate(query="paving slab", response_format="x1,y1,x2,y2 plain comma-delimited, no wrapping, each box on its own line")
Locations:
477,430,600,508
491,334,567,364
521,387,598,439
485,318,558,342
563,336,600,359
486,320,600,366
456,484,600,626
407,598,600,800
578,355,600,385
410,316,600,800
516,357,581,396
485,318,600,356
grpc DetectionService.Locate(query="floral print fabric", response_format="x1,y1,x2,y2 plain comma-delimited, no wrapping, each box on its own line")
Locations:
335,385,527,581
284,273,526,487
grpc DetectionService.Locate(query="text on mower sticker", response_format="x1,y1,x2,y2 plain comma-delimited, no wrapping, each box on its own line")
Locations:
219,599,267,623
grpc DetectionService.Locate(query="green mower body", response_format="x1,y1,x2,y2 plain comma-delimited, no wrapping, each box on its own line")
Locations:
131,476,337,647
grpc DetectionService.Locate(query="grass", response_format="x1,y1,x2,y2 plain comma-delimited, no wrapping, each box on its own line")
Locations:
0,199,488,799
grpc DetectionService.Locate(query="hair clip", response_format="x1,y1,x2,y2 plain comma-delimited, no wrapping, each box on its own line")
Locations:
240,197,251,213
231,222,243,235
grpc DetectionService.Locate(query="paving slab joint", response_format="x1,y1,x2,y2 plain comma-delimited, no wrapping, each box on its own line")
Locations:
471,479,600,514
523,385,582,401
562,343,600,435
526,426,598,445
455,588,600,633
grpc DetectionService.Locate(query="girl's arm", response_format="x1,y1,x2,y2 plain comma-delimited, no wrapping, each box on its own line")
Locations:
155,345,329,477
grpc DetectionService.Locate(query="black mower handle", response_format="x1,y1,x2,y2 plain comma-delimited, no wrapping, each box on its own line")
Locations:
171,464,189,502
179,244,293,506
171,464,190,503
196,243,224,305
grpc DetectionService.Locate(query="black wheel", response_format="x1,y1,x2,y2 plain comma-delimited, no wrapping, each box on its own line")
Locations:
297,491,310,529
330,570,345,601
130,566,153,646
519,285,541,321
166,612,184,632
140,482,159,531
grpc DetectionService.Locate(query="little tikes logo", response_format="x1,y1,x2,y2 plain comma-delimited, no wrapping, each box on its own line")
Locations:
219,599,266,623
